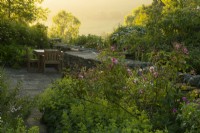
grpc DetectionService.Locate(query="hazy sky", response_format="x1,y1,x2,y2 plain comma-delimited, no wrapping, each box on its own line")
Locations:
41,0,152,35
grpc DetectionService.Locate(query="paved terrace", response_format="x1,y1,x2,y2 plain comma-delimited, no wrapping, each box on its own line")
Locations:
5,67,62,133
5,68,62,97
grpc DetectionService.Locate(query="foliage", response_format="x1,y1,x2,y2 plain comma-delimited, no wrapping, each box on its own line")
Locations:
109,25,148,60
0,0,49,59
48,10,81,43
0,44,26,68
39,46,194,132
0,0,48,23
0,19,49,67
177,101,200,133
39,53,167,132
148,0,200,47
71,34,104,49
111,0,200,73
40,81,155,133
135,44,189,132
30,23,49,48
0,118,39,133
146,0,200,73
0,68,38,132
0,19,49,48
124,5,149,26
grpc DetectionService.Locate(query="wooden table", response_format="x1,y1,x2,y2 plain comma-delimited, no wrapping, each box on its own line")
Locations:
33,49,63,57
33,49,44,56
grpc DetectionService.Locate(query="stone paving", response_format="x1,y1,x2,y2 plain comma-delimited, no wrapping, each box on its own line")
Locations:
5,67,62,97
4,67,62,133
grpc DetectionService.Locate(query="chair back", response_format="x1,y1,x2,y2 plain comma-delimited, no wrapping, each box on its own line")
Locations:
43,49,62,63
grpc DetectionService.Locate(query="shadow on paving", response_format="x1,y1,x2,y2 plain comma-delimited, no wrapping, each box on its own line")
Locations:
4,67,62,133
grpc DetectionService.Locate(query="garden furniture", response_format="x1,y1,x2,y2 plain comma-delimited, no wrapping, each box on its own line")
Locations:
40,49,63,72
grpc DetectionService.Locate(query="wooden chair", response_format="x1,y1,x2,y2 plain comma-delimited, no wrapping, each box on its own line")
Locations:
41,49,63,72
26,48,39,72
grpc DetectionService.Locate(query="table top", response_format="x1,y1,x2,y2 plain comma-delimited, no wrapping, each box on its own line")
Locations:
33,49,44,53
33,49,63,55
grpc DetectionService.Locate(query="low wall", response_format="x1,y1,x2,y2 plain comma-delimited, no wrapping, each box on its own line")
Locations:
64,53,99,70
182,74,200,88
63,50,100,70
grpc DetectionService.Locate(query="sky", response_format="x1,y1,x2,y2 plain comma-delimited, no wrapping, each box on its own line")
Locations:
41,0,152,36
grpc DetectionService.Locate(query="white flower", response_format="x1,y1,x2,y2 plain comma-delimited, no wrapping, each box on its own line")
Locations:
149,66,155,73
133,78,138,83
10,106,21,113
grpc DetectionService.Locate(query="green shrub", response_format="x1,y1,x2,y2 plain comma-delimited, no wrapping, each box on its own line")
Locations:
39,75,157,133
0,19,49,48
177,101,200,133
29,23,49,49
187,48,200,74
0,67,37,132
38,48,185,132
71,34,104,49
0,44,26,68
0,19,49,68
38,44,198,132
109,25,149,61
0,118,39,133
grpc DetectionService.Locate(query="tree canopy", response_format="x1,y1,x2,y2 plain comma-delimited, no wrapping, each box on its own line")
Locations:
48,10,81,43
0,0,48,23
124,6,149,26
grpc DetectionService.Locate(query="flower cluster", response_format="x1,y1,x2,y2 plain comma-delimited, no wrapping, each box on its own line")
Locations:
149,66,158,78
10,106,21,113
111,45,116,51
182,97,190,104
111,57,118,64
78,74,84,79
172,97,190,113
127,68,132,76
173,42,189,55
172,108,177,113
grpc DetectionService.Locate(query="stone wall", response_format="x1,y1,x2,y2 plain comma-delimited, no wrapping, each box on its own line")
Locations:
182,74,200,88
63,50,151,71
63,52,100,70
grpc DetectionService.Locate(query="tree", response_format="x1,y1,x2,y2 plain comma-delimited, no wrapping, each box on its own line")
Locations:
124,6,149,26
145,0,200,47
0,0,48,23
48,10,81,43
30,23,49,48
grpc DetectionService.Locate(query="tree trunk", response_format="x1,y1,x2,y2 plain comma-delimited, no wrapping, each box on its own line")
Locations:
7,0,11,18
